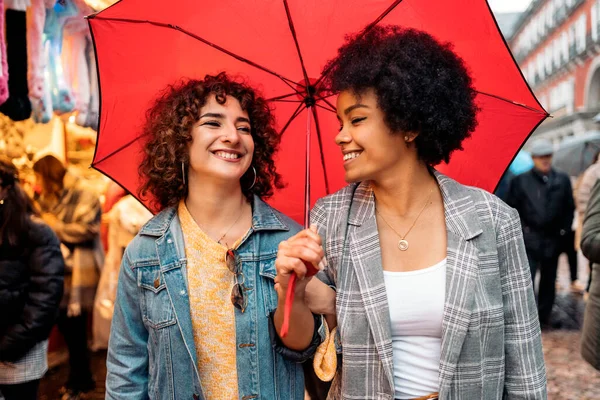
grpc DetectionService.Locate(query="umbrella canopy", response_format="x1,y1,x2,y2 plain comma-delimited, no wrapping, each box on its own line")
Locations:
553,131,600,177
88,0,547,222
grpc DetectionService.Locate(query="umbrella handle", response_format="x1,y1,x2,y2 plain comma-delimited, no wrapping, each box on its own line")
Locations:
280,261,319,338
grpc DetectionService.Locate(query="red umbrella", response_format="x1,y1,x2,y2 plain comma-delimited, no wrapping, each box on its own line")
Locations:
88,0,547,221
88,0,547,335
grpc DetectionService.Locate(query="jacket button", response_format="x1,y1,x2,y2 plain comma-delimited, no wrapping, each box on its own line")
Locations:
154,278,160,288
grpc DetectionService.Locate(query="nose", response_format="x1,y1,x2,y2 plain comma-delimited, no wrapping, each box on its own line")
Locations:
335,127,351,147
221,123,241,144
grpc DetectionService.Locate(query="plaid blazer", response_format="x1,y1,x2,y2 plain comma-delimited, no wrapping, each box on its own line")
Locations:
312,172,547,400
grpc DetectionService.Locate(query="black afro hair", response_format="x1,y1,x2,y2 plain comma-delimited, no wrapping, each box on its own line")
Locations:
323,25,479,165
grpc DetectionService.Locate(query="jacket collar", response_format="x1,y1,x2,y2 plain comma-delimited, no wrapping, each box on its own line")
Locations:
347,170,483,240
139,195,289,237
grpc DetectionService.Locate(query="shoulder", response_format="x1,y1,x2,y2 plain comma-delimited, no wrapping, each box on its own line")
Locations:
554,169,571,181
314,183,359,212
28,216,60,247
462,184,519,228
125,208,176,262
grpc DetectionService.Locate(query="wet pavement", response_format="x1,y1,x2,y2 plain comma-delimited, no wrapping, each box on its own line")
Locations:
38,255,599,399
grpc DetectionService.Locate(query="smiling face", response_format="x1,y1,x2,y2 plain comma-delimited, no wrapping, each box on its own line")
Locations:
187,94,255,187
335,89,416,183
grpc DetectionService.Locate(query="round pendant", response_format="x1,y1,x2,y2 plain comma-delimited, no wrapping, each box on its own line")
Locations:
398,239,409,251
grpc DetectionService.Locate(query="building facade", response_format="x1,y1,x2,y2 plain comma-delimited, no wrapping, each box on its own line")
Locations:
510,0,600,145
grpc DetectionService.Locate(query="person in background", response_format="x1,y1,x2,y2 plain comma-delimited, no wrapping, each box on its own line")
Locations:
506,139,575,328
576,150,600,295
579,179,600,371
33,154,103,400
0,156,64,400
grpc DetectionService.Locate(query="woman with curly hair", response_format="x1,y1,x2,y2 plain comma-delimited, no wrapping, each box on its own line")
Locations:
105,72,320,400
274,26,547,399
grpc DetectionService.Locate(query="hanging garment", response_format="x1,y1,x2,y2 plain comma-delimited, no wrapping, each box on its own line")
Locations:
27,0,53,123
92,195,151,350
44,1,77,113
4,0,30,11
63,0,92,125
0,10,31,121
0,0,9,106
85,39,98,130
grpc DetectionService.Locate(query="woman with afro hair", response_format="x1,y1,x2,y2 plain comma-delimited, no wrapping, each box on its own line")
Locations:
105,72,322,400
274,26,547,399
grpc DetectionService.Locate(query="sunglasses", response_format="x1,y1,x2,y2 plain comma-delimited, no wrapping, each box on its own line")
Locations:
226,248,247,313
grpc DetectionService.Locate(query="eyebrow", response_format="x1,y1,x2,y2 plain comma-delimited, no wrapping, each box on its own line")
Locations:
199,113,251,124
343,104,369,115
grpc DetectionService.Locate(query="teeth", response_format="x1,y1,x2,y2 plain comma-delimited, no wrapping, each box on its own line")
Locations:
343,152,361,161
215,151,240,159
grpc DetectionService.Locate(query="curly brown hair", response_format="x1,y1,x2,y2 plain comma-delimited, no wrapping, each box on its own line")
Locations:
139,72,284,212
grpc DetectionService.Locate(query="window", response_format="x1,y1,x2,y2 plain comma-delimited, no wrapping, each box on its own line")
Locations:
545,45,553,74
553,39,561,68
593,4,598,42
562,31,569,63
576,14,586,53
537,53,546,80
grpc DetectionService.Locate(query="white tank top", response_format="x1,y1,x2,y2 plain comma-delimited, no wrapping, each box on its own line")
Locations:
383,259,446,399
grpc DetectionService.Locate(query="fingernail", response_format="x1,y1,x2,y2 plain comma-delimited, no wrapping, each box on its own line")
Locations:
318,259,326,271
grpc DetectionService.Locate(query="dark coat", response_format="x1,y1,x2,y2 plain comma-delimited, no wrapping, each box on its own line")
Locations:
580,180,600,371
0,217,64,362
505,168,574,259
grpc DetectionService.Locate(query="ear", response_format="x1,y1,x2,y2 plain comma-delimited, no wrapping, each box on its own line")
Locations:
403,132,419,143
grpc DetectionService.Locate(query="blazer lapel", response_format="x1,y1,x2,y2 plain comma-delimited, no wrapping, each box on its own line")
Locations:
347,183,395,389
435,172,483,392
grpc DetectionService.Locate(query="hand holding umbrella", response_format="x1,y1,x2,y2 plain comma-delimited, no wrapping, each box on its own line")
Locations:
275,226,323,338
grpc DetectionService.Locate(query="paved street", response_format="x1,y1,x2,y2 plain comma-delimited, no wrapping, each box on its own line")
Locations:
38,255,600,399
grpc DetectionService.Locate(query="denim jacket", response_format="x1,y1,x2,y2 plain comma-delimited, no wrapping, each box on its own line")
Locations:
105,196,310,399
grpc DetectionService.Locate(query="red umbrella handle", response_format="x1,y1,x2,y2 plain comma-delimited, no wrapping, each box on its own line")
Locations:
280,261,319,338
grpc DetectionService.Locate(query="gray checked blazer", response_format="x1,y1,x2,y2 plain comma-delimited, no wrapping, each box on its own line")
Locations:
312,171,547,400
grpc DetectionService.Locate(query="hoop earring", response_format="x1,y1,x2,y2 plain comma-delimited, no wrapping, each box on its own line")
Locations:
247,166,257,190
181,162,186,186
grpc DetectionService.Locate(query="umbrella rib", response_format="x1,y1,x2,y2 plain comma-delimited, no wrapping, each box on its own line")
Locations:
92,134,144,166
316,103,336,114
310,106,331,194
316,96,337,113
475,90,549,115
89,16,302,94
268,92,300,102
271,99,304,103
282,0,311,87
314,0,404,88
279,102,306,137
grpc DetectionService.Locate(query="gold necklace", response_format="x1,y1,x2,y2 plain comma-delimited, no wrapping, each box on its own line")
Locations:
375,189,434,251
216,207,246,247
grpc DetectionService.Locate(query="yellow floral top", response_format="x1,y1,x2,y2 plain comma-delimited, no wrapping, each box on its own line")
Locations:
178,201,240,399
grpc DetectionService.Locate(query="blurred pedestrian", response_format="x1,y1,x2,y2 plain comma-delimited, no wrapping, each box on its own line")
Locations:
580,179,600,371
33,155,104,400
506,138,575,328
576,150,600,294
0,156,64,400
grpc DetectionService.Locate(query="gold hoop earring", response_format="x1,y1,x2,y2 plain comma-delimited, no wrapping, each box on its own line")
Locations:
181,162,186,186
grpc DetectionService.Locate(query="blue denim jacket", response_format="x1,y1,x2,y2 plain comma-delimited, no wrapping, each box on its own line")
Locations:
105,197,308,399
